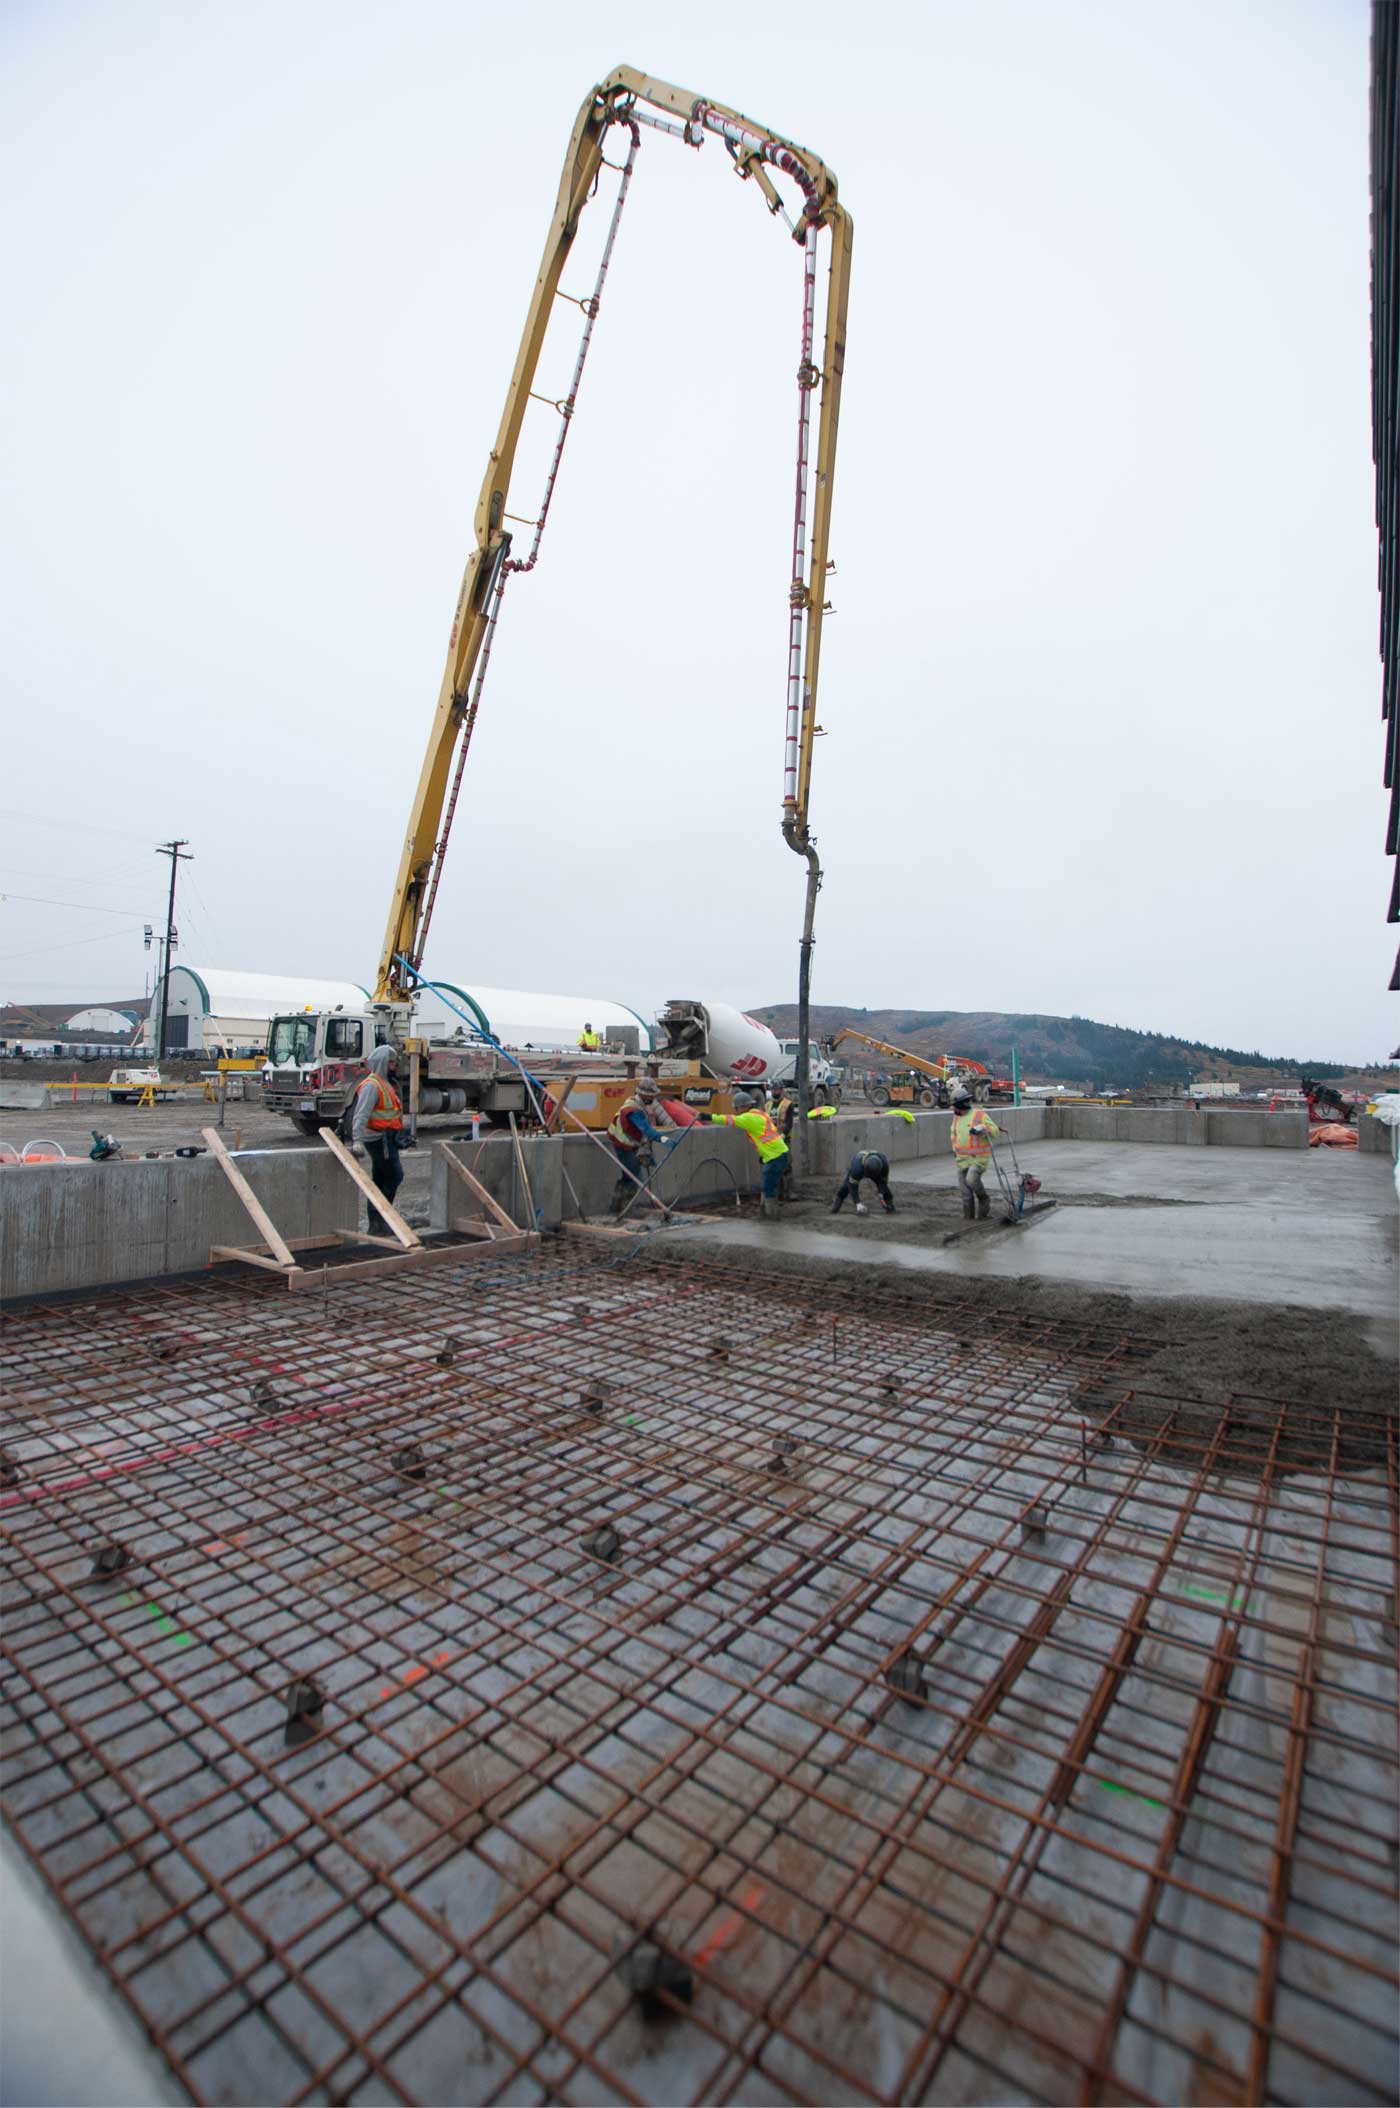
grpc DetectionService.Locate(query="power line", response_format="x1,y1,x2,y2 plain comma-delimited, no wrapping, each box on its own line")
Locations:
0,890,150,915
0,924,148,966
0,808,162,846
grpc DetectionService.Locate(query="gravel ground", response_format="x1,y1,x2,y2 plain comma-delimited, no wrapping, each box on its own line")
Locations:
0,1098,452,1228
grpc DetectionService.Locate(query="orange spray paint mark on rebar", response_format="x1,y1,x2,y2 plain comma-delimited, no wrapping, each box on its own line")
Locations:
377,1651,451,1702
693,1884,765,1970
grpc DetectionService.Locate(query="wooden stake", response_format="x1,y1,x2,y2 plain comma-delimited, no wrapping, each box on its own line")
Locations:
201,1128,297,1270
441,1146,522,1235
317,1128,421,1249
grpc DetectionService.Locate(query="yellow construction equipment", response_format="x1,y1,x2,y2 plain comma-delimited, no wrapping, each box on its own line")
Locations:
372,65,852,1126
830,1029,1014,1107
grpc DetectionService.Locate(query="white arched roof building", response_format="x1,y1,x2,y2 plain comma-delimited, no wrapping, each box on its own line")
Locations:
146,966,652,1057
417,983,652,1053
148,967,370,1054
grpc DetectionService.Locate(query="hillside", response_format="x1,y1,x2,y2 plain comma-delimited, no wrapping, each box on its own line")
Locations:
752,1005,1397,1095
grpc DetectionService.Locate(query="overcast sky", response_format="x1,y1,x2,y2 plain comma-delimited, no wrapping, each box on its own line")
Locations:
2,0,1394,1062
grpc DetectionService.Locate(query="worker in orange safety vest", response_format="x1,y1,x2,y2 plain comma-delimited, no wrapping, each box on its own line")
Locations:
949,1079,1000,1220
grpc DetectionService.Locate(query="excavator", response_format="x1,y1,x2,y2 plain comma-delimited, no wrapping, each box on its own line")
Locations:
830,1028,1015,1107
263,65,852,1138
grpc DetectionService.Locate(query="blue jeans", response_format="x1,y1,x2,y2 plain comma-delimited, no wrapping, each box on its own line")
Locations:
761,1153,788,1199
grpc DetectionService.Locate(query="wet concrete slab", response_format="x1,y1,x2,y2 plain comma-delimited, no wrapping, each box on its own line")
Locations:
671,1142,1398,1331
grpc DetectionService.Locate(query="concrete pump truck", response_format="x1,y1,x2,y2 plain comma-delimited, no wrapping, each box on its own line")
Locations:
261,65,852,1137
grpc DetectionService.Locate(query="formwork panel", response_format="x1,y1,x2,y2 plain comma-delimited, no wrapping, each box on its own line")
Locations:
3,1248,1397,2105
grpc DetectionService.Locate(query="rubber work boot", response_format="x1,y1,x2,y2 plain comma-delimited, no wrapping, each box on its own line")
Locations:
883,1200,896,1215
761,1196,783,1223
960,1186,976,1220
976,1189,991,1220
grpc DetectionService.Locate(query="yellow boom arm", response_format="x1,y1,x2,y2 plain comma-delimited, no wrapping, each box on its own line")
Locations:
375,65,852,1003
830,1029,961,1082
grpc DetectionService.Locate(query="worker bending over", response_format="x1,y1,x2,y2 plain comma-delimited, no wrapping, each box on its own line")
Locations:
949,1080,1000,1219
707,1089,790,1220
577,1021,602,1050
832,1148,896,1215
350,1044,406,1206
606,1079,675,1214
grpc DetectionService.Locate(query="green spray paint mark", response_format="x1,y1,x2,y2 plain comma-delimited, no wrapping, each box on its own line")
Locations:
120,1591,194,1648
626,1416,638,1426
1181,1582,1255,1613
1095,1776,1166,1811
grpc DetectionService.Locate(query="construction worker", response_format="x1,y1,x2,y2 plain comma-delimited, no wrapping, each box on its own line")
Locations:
606,1079,675,1213
949,1079,1000,1219
350,1043,405,1206
767,1082,797,1200
832,1148,896,1215
577,1021,602,1051
707,1089,790,1220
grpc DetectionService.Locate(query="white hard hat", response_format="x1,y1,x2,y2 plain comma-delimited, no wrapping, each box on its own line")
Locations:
950,1080,972,1104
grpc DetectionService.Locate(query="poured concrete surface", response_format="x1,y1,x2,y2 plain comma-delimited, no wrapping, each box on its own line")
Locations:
671,1141,1399,1330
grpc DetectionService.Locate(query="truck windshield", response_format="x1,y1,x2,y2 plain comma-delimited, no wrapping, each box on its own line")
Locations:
268,1016,318,1066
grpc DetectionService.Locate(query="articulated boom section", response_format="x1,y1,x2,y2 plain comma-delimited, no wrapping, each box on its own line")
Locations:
375,67,852,1014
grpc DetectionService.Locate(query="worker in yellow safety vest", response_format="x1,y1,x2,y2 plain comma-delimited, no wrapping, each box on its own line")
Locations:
707,1090,790,1220
349,1044,406,1205
949,1079,1000,1219
577,1022,603,1050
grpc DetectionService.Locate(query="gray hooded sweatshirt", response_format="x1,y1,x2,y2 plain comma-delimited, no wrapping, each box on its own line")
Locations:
351,1043,400,1147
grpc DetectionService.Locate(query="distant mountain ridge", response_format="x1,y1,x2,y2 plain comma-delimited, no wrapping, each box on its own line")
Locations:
751,1004,1396,1094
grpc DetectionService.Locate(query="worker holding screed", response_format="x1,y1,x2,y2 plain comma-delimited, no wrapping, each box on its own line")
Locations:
705,1090,791,1221
949,1079,999,1219
606,1078,681,1214
350,1044,406,1205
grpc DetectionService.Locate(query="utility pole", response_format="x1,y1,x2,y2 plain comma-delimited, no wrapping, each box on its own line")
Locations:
155,841,191,1062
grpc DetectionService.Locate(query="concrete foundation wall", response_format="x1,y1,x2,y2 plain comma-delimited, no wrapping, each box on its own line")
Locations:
0,1083,50,1111
1043,1105,1308,1149
798,1106,1046,1178
431,1111,1050,1229
1358,1111,1400,1159
432,1128,759,1231
0,1149,356,1302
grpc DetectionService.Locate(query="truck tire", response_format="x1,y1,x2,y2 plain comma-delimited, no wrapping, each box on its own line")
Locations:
812,1083,829,1106
292,1113,325,1137
973,1081,991,1105
870,1083,891,1107
917,1088,936,1107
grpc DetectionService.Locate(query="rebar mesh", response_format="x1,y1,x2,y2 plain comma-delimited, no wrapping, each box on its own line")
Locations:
3,1247,1396,2105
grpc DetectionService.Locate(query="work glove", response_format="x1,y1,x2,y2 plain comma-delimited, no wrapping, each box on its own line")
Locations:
351,1141,367,1160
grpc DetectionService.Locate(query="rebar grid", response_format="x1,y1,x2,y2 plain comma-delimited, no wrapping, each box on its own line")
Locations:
3,1249,1396,2106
